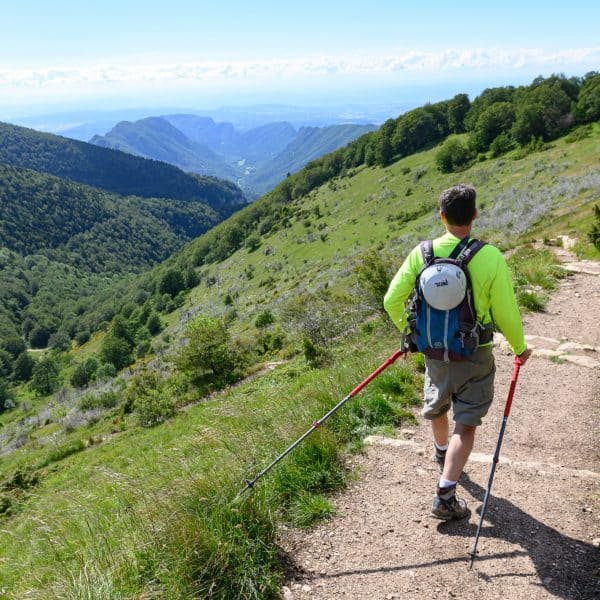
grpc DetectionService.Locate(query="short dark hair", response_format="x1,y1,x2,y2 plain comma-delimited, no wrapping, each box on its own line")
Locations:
439,184,477,226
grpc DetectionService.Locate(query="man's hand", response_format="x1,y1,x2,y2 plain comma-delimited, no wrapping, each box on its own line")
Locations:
517,348,532,365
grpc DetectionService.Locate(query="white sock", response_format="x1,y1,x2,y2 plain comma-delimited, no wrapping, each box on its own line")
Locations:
438,478,457,489
434,442,448,452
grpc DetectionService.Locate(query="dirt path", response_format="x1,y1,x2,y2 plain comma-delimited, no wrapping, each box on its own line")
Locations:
280,252,600,600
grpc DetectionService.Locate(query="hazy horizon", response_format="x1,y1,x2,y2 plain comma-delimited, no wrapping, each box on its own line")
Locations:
1,0,598,128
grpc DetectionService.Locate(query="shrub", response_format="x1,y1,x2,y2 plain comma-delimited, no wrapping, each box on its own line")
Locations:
128,373,176,427
31,357,60,395
255,310,275,328
75,330,91,346
588,204,600,250
435,137,472,172
176,316,242,382
79,391,119,411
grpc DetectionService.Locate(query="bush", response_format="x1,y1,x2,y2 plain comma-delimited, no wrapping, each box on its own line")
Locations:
0,379,16,414
128,373,176,427
588,204,600,250
435,137,472,173
255,310,275,328
176,316,242,382
79,391,119,411
100,335,133,371
75,330,91,346
31,357,60,395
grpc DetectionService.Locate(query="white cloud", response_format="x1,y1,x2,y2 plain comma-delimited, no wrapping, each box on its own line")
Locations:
1,47,598,92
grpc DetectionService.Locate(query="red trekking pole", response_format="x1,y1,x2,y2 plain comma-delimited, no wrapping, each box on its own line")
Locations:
235,349,404,500
469,356,523,568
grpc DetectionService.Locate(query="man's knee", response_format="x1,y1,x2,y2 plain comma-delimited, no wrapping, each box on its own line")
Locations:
453,422,477,436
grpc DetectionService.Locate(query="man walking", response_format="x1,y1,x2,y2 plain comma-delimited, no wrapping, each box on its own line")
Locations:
384,184,531,519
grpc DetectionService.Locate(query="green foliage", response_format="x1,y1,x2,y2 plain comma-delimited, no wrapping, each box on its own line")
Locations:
288,492,336,528
146,312,163,335
0,378,16,414
127,372,176,428
12,352,35,382
254,309,275,328
79,390,119,412
354,249,394,311
489,132,515,157
302,335,332,368
176,316,243,382
100,335,134,371
159,269,186,298
588,204,600,250
435,137,472,172
38,440,86,468
469,102,516,152
70,358,100,388
574,72,600,123
30,356,60,395
508,246,566,312
0,121,245,214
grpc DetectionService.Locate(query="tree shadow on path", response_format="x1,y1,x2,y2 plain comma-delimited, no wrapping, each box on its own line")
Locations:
437,473,600,600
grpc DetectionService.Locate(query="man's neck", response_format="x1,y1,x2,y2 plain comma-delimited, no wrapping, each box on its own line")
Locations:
445,224,472,239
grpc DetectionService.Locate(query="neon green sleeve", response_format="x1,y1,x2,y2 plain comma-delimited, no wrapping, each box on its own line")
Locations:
489,256,527,355
383,245,423,331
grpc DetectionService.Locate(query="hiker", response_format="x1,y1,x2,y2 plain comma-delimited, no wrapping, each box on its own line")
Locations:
383,184,532,520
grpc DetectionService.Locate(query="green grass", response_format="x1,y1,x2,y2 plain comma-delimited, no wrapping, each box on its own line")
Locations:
0,323,420,598
2,119,600,597
507,246,568,312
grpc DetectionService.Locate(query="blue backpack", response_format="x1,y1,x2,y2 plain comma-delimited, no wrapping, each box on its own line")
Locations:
403,237,492,362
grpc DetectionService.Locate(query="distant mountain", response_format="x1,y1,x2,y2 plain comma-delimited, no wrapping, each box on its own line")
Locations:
90,117,240,183
250,124,378,193
91,115,376,198
0,122,246,217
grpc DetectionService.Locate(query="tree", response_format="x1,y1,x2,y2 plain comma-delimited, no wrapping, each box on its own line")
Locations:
447,94,471,133
0,349,13,379
574,73,600,124
159,268,185,298
1,336,26,359
435,138,472,173
13,351,35,382
29,325,51,349
0,378,16,414
469,102,516,152
176,316,238,379
100,335,134,371
146,312,163,335
31,357,60,395
70,359,98,388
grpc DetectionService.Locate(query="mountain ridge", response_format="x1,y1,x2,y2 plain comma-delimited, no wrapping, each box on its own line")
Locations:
91,114,376,198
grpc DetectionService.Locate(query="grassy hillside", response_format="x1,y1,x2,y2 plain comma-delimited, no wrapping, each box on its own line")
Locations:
1,114,598,596
0,121,246,215
0,70,599,595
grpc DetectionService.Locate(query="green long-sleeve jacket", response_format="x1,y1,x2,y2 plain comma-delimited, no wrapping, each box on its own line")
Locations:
383,232,527,355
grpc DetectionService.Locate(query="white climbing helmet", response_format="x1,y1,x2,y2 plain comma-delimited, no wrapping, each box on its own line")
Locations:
419,263,467,310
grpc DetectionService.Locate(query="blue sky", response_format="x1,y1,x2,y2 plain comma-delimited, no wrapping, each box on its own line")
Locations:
1,0,599,115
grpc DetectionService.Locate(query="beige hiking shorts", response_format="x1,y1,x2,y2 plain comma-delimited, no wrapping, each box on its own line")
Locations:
422,345,495,427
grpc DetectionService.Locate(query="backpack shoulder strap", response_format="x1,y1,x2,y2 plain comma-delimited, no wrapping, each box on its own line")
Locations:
449,236,472,259
419,240,434,265
459,239,487,266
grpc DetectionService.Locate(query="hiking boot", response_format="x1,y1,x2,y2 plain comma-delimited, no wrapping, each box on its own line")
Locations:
433,448,446,472
431,485,470,520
